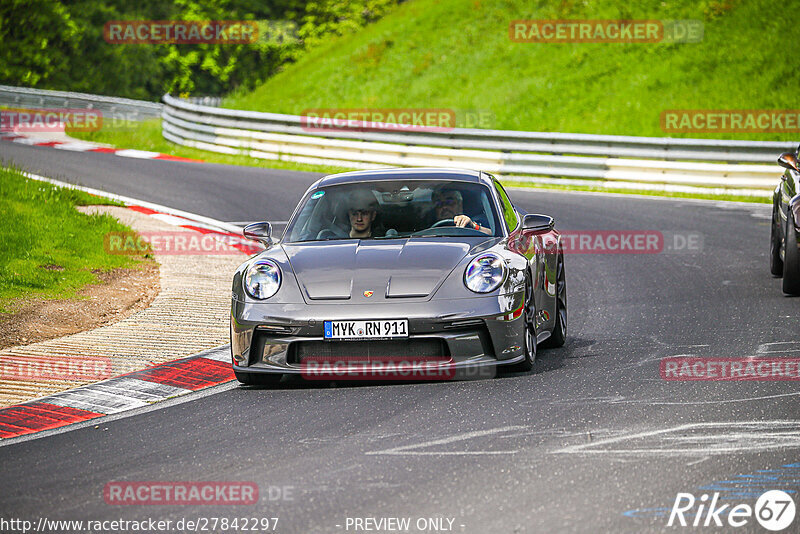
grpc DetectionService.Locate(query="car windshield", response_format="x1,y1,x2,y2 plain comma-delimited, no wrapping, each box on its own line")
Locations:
284,180,504,242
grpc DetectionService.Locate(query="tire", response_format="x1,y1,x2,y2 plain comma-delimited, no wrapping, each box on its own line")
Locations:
770,204,784,276
234,370,283,386
783,215,800,295
507,272,536,372
542,252,567,348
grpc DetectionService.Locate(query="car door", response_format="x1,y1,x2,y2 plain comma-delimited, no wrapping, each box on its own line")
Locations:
492,179,556,328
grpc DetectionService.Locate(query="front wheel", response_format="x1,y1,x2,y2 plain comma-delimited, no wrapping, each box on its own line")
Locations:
507,273,536,372
783,215,800,295
234,370,283,386
770,204,784,276
542,252,566,348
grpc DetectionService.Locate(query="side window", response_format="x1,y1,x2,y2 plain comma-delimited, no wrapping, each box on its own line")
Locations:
494,180,519,231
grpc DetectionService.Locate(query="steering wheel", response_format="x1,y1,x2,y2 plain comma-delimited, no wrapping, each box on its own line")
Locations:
431,218,456,228
316,226,348,239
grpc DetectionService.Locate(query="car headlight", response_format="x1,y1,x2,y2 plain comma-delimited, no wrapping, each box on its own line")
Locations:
464,253,506,293
244,260,281,299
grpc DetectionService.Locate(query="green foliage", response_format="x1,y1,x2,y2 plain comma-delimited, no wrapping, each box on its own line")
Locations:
0,0,403,100
0,0,81,87
225,0,800,141
296,0,399,49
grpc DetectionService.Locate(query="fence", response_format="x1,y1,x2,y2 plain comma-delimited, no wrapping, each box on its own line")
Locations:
0,85,793,190
0,85,162,121
161,94,795,189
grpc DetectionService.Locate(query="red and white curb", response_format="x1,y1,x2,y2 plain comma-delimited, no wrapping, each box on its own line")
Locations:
125,204,261,255
23,170,263,253
0,172,266,441
0,131,203,162
0,346,232,439
23,170,255,236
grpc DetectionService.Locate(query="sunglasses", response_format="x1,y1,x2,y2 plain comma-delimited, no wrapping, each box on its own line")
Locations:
435,198,459,207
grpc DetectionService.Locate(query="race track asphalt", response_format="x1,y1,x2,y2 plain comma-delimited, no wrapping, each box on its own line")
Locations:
1,142,798,533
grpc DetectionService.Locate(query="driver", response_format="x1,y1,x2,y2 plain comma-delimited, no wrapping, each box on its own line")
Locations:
347,189,378,238
432,187,491,235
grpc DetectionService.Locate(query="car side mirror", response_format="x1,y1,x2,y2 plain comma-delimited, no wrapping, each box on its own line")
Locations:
522,214,554,232
243,222,273,246
778,152,799,173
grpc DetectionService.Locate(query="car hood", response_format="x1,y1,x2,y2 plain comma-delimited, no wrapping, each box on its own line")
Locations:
282,238,484,301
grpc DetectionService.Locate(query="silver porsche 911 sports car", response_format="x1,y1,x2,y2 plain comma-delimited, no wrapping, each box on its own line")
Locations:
230,168,566,385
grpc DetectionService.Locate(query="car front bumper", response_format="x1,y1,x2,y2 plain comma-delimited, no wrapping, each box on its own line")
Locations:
230,292,526,376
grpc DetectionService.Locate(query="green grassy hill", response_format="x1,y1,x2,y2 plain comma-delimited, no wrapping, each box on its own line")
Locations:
224,0,800,141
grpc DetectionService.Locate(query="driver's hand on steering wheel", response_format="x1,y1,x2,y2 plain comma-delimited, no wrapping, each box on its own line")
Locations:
453,215,474,228
454,215,491,234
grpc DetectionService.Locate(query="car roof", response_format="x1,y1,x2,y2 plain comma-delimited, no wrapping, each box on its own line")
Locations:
316,168,488,187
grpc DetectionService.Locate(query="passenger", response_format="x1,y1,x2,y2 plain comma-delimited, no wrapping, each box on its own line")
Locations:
347,190,378,238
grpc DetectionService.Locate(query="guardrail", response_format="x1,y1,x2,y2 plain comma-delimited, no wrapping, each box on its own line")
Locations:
0,85,792,190
161,94,795,190
0,85,162,121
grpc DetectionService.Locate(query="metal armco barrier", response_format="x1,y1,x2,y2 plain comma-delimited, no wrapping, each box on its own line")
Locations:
0,85,792,190
161,94,795,189
0,85,162,121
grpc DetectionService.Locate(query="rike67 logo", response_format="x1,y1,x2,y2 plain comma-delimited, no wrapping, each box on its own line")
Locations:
668,490,796,530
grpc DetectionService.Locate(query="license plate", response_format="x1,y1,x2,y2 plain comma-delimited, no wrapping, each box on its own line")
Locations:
323,320,408,340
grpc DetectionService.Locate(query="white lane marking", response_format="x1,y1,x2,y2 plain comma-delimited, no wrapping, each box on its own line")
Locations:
20,171,244,235
228,221,289,225
758,341,800,354
150,213,198,226
554,391,800,406
551,395,627,405
115,149,161,159
553,421,800,456
54,142,100,152
365,425,526,456
643,392,800,405
12,137,43,145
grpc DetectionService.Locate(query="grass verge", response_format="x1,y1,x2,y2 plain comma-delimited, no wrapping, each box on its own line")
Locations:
0,166,147,313
224,0,800,143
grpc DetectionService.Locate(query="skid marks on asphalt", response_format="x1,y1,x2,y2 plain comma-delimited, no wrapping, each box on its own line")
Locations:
553,421,800,457
362,421,800,459
364,426,617,457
